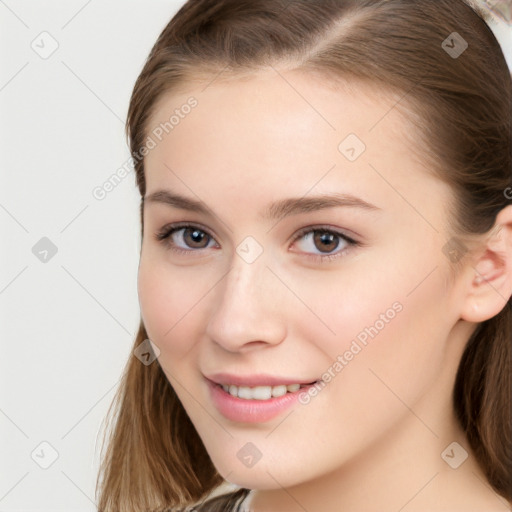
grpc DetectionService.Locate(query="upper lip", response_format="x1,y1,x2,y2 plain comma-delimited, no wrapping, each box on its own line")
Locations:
205,373,319,387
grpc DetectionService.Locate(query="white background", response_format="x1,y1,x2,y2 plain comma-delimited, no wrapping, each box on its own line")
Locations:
0,2,510,511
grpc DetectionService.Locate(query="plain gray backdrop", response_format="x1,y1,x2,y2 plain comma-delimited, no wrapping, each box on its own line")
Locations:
0,1,510,510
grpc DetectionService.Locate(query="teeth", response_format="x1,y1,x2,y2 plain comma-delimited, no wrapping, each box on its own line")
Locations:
220,383,310,400
271,385,287,397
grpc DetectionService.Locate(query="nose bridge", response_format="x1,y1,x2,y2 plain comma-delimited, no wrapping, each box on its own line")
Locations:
206,254,287,350
219,258,255,311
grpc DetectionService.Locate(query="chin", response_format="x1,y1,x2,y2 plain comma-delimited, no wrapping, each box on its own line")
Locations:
210,454,306,490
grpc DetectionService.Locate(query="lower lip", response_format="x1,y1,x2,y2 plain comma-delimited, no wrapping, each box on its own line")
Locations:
206,379,318,423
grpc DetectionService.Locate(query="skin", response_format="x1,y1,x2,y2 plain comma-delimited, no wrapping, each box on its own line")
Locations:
138,69,512,512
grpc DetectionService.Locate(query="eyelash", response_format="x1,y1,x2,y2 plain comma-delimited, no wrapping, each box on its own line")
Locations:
154,222,360,263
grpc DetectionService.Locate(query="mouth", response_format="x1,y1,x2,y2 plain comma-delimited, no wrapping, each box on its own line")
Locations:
205,376,322,423
217,382,318,400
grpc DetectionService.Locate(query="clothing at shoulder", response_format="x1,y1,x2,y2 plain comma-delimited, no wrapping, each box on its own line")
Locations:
184,488,253,512
238,489,255,511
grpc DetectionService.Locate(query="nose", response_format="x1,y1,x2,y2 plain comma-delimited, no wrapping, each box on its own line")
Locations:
205,256,287,353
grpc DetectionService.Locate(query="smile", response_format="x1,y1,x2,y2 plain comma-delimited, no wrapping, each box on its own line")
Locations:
207,378,320,423
220,383,311,400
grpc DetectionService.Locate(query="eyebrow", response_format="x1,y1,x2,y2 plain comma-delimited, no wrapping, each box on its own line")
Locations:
144,189,380,220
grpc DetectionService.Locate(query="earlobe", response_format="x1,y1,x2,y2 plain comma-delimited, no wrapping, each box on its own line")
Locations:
460,205,512,323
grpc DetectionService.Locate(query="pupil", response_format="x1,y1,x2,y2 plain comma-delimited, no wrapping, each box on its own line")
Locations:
185,228,208,248
314,231,339,253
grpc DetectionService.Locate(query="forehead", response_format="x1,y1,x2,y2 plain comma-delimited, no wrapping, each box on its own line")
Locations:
143,70,449,218
145,70,408,156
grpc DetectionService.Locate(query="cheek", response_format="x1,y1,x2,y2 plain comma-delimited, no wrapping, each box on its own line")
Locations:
284,264,404,359
137,254,210,355
298,253,453,404
324,267,453,416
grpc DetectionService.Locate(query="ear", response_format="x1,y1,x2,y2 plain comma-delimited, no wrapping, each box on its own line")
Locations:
461,205,512,323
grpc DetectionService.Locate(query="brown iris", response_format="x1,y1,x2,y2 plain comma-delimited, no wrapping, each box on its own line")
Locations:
182,228,210,248
313,231,340,253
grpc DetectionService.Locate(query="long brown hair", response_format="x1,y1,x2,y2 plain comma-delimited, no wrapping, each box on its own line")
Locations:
96,1,512,510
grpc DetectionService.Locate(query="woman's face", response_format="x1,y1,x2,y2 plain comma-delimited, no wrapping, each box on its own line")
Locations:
138,70,468,489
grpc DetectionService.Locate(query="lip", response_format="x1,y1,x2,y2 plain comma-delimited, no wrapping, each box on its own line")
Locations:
205,373,318,387
205,375,320,424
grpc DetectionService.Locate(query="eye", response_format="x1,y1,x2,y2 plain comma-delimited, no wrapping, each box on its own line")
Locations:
291,227,358,259
155,223,359,261
155,224,218,252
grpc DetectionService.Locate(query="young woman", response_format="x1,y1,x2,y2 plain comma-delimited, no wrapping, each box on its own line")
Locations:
96,0,512,510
